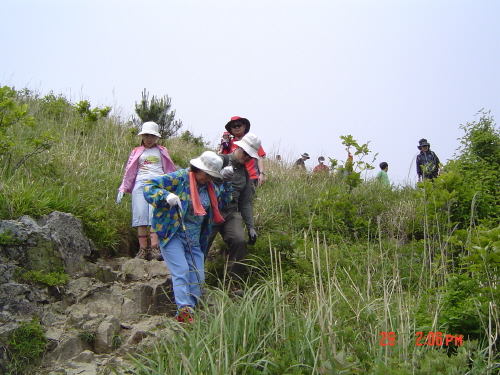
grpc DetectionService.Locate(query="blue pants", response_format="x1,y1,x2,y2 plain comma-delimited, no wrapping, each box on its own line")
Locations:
160,236,204,309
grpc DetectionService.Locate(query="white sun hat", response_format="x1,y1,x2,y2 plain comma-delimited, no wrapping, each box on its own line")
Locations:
138,121,161,138
234,132,261,159
190,151,223,179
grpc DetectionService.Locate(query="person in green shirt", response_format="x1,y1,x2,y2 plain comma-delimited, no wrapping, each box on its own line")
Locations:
376,162,390,186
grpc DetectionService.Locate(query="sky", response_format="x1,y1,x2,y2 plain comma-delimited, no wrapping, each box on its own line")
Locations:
2,0,499,184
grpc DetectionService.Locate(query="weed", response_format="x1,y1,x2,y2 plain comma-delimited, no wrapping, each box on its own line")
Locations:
78,331,97,343
5,318,47,374
17,269,69,286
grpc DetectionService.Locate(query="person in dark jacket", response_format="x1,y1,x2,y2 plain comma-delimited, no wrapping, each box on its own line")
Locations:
416,138,441,182
295,153,310,169
208,132,262,296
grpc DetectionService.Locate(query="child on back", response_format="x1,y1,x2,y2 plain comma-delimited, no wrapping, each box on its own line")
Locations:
219,131,232,154
116,122,176,260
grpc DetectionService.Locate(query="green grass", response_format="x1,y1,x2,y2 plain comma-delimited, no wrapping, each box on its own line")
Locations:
2,87,499,373
111,238,493,374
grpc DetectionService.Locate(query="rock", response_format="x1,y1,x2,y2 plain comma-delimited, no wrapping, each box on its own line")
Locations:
0,212,177,374
74,350,94,363
95,316,120,354
0,212,96,274
49,336,93,362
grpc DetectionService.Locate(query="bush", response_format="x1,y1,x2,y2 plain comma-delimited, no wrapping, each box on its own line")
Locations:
5,318,47,374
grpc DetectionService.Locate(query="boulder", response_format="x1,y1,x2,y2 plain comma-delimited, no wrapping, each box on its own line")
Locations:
0,212,97,274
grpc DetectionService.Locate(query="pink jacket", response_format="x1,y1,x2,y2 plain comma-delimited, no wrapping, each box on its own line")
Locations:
118,145,177,193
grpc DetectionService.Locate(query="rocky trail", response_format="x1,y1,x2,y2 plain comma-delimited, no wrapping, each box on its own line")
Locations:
0,212,185,374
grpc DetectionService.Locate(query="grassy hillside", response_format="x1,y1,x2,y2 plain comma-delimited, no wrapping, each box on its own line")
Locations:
1,87,499,374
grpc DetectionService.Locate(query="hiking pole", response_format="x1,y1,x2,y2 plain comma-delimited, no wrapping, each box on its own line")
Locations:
176,206,202,286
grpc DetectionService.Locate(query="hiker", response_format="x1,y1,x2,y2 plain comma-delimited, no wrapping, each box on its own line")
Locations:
376,162,390,186
295,153,310,169
219,131,232,155
345,148,354,174
116,121,176,261
143,151,233,323
226,116,267,188
416,138,441,182
314,156,329,173
208,132,262,296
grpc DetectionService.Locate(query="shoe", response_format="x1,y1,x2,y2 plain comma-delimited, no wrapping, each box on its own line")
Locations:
229,285,244,297
176,306,194,323
135,247,150,260
150,245,163,261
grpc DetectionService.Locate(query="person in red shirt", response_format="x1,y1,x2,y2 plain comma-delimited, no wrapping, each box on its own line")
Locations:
314,156,329,173
225,116,266,188
219,131,232,155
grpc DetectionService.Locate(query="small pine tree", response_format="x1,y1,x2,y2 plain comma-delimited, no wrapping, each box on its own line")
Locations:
133,89,183,138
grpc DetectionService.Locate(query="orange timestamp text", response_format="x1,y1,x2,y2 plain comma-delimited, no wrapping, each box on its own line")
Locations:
379,331,464,346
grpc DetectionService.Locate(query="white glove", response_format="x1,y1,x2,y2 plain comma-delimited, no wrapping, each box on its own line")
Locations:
220,166,234,182
116,192,124,204
166,193,181,207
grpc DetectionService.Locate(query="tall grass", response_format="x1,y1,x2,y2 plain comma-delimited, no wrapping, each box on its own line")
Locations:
114,227,492,374
0,90,205,254
2,89,498,372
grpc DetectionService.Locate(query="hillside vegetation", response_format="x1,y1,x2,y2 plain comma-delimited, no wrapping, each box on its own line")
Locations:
1,86,499,374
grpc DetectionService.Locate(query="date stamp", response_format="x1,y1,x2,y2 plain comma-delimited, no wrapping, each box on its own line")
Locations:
379,331,464,346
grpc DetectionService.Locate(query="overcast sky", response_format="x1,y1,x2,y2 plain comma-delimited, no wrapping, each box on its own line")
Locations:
2,0,499,184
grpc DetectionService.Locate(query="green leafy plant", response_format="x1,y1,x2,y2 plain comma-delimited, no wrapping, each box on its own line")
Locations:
75,100,111,125
78,331,97,343
445,110,500,226
6,318,47,374
0,229,20,246
18,269,69,286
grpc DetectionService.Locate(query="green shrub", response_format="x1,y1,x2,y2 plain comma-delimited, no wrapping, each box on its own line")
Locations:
17,269,69,287
78,331,97,343
6,318,47,374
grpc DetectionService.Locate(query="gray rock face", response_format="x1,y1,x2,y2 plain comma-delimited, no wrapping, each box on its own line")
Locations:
0,212,176,374
0,211,96,274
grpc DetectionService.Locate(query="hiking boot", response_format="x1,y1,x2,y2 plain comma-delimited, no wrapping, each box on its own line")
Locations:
175,306,194,323
229,285,244,297
135,247,150,260
150,245,162,261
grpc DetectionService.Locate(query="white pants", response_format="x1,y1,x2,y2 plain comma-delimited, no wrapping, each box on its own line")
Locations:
131,179,153,227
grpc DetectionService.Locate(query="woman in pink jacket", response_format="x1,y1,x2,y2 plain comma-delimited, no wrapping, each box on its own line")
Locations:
116,122,176,260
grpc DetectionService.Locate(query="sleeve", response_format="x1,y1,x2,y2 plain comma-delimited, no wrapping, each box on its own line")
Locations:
217,181,233,209
118,149,137,193
258,145,266,157
237,176,255,230
143,173,176,208
416,155,423,176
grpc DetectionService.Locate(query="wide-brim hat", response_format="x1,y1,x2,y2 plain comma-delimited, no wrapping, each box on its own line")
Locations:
234,132,261,159
302,153,310,159
225,116,251,135
190,151,223,179
417,139,430,149
138,121,161,138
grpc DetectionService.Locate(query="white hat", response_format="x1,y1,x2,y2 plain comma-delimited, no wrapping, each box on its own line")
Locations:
138,121,161,138
234,132,261,159
190,151,223,179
